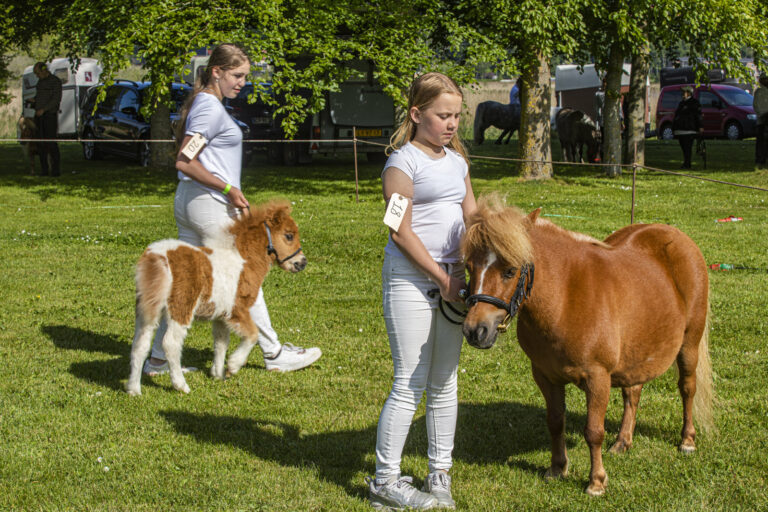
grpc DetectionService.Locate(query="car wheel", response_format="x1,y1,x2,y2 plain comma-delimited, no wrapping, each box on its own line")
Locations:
138,141,151,167
725,121,742,141
659,124,674,140
82,131,102,160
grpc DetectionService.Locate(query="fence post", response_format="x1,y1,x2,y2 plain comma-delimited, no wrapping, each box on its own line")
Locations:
353,126,359,203
631,141,637,224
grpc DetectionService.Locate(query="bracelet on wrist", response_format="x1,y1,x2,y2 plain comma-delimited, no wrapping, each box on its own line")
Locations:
222,183,231,195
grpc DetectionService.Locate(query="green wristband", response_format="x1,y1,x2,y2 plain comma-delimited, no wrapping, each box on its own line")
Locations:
222,183,231,195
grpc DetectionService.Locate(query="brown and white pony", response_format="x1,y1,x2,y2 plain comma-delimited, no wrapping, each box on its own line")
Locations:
125,200,306,395
461,196,713,496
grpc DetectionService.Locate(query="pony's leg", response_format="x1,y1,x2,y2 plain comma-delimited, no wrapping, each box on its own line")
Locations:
531,366,568,478
210,319,230,380
676,343,699,453
225,312,260,377
125,307,159,396
583,370,611,496
495,129,509,144
609,384,643,454
162,319,191,394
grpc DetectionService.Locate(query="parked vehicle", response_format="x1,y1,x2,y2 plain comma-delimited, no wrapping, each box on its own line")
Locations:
656,84,757,141
79,81,251,166
22,57,102,137
268,60,396,165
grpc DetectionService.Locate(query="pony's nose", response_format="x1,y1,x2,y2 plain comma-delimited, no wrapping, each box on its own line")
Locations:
463,324,490,348
293,257,307,272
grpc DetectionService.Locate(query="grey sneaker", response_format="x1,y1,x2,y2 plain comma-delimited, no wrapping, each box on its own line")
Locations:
366,475,437,510
423,471,455,509
264,343,322,372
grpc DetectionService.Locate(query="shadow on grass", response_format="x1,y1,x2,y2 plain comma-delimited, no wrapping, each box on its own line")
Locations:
41,324,212,391
161,399,672,499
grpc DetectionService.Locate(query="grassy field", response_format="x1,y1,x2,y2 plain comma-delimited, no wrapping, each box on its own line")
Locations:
1,138,767,511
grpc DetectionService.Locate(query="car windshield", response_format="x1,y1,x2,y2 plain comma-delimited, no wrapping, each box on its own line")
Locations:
717,88,753,107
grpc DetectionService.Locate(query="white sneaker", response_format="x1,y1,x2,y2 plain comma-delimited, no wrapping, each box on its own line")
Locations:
264,343,322,372
142,359,198,377
423,471,455,509
366,475,437,510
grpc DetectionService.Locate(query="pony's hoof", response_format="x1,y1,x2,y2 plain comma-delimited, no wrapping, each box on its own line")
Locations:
210,369,225,380
125,386,141,396
585,484,606,497
609,440,631,454
679,442,696,455
544,465,568,479
174,383,191,394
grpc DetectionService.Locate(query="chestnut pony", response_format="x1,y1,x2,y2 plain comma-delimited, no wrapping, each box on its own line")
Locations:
461,197,713,496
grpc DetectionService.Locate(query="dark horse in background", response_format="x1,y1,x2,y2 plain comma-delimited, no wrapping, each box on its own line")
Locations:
555,108,602,163
473,101,521,145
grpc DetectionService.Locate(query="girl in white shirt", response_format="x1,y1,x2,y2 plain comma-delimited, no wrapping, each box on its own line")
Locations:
368,72,476,510
143,43,321,377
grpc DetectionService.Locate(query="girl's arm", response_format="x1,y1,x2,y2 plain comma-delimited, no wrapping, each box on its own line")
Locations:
383,167,465,302
462,171,477,222
175,134,249,209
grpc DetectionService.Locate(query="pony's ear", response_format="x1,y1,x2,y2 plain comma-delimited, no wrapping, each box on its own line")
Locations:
527,208,542,223
265,204,289,228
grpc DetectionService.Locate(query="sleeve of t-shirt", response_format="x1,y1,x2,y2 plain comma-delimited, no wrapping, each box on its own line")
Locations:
382,148,416,180
185,95,224,141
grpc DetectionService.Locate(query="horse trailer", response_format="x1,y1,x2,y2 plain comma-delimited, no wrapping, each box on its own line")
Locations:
21,58,102,138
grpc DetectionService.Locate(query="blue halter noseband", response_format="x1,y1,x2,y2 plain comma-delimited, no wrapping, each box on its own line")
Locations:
465,263,535,333
264,222,303,265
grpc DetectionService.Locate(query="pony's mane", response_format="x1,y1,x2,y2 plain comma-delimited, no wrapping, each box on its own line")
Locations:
533,216,609,247
463,195,609,265
203,200,292,250
462,195,533,267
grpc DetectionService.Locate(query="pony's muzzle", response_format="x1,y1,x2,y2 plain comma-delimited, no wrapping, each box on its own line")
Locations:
291,255,307,273
463,320,499,349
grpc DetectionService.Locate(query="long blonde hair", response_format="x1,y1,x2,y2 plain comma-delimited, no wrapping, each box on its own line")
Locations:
175,44,250,148
387,72,469,163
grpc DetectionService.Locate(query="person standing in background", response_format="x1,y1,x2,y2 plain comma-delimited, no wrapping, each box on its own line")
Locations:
752,73,768,169
509,77,521,106
672,85,703,169
31,62,62,177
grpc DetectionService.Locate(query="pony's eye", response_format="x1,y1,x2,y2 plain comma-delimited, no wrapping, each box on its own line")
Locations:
503,268,517,279
285,233,294,242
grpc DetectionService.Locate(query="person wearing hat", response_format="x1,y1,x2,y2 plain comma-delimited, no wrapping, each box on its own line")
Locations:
753,73,768,168
672,85,703,169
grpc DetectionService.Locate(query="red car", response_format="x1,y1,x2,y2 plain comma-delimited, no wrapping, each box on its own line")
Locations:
656,83,757,140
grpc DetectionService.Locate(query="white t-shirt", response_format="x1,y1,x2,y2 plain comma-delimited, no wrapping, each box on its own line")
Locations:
383,142,468,263
178,92,243,203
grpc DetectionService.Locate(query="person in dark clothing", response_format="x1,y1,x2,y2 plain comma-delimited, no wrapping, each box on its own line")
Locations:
753,73,768,168
31,62,62,176
672,86,703,169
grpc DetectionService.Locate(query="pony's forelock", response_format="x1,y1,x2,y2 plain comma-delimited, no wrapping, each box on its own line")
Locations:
462,194,533,268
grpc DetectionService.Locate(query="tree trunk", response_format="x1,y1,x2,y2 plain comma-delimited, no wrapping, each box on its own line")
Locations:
604,42,624,177
624,41,649,167
519,50,553,180
149,102,175,168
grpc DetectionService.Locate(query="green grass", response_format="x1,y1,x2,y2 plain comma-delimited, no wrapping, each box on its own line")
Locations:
1,138,767,511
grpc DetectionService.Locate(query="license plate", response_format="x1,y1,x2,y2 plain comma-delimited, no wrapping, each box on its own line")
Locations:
356,128,382,137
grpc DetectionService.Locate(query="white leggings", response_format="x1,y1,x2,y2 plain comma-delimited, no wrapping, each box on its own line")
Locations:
375,253,464,480
149,180,281,360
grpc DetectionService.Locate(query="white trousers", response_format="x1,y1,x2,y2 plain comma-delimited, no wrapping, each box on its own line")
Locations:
375,253,464,480
149,180,281,360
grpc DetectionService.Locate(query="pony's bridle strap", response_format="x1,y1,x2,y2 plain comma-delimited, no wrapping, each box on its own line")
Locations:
465,263,535,333
264,222,302,265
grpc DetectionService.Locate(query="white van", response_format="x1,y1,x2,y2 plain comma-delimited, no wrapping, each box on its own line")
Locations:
21,57,102,137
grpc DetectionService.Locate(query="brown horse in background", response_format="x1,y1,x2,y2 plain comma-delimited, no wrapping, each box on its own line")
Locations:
461,196,713,496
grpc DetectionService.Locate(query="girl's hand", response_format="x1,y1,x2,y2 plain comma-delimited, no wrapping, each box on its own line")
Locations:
227,186,250,209
440,275,467,303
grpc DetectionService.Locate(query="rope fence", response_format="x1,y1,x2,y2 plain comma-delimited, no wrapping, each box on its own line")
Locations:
3,134,766,215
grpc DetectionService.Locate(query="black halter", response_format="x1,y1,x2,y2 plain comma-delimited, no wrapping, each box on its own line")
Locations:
264,222,303,265
465,263,534,333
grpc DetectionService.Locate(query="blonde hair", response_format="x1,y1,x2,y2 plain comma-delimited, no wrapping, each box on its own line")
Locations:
387,72,469,163
175,44,250,148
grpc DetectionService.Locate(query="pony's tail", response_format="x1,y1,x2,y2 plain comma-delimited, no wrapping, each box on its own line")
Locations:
135,251,172,326
694,304,715,432
473,102,486,145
